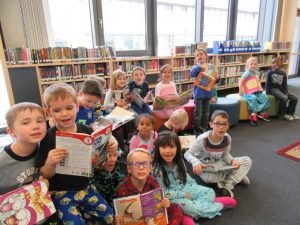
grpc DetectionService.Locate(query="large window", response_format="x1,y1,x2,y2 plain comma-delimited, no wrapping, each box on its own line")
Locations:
236,0,260,40
102,0,146,51
157,0,196,56
43,0,94,47
203,0,229,47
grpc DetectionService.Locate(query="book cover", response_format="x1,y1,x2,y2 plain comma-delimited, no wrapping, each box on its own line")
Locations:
202,163,234,172
153,89,193,110
113,188,168,225
55,124,112,177
179,135,196,149
0,181,56,225
242,75,262,94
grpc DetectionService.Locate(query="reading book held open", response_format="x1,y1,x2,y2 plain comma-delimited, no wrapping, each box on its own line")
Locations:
242,75,262,94
179,135,196,149
113,188,168,225
0,180,56,225
202,163,234,172
104,106,135,130
194,64,218,92
56,124,112,177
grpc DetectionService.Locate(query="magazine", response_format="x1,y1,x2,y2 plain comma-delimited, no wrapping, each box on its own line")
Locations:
179,135,196,149
105,106,135,130
202,163,235,172
242,75,262,94
153,89,193,110
55,124,112,177
0,180,56,225
113,188,168,225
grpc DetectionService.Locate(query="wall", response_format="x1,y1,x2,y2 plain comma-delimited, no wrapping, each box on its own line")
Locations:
0,0,26,48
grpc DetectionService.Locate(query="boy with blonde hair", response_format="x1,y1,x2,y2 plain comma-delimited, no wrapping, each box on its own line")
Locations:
0,102,47,194
158,108,189,135
36,83,115,224
115,148,183,225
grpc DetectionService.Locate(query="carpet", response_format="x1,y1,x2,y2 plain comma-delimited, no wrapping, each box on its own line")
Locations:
277,140,300,162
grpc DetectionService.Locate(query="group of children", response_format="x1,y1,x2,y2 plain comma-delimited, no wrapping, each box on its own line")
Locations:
0,47,298,225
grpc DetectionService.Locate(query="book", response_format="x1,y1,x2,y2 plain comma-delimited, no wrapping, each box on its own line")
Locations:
242,75,262,94
105,106,135,130
153,89,193,110
113,188,168,225
0,181,56,225
179,135,196,149
202,163,235,172
55,124,112,177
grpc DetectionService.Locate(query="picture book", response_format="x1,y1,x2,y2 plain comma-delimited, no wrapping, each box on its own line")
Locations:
194,64,218,92
202,163,234,172
56,124,112,177
242,75,262,94
153,89,193,110
0,180,56,225
113,188,168,225
104,106,135,130
179,135,196,149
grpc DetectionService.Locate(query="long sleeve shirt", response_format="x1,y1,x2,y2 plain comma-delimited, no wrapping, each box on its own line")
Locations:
265,69,287,94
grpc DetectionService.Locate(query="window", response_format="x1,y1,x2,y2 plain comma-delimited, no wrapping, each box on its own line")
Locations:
203,0,229,47
157,0,196,56
43,0,94,47
236,0,260,40
102,0,147,51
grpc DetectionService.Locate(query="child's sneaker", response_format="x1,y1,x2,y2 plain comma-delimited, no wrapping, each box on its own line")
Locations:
240,176,250,185
292,115,299,120
249,113,258,126
218,187,234,198
283,114,293,121
215,197,237,209
257,112,270,122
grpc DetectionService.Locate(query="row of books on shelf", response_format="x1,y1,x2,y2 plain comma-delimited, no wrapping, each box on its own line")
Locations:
213,40,261,54
171,42,208,55
173,58,194,69
115,59,160,74
264,41,291,50
5,46,116,65
218,66,245,78
173,71,194,83
219,55,245,65
39,64,109,82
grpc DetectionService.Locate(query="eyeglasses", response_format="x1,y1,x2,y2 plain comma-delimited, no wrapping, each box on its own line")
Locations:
213,122,229,128
128,161,152,168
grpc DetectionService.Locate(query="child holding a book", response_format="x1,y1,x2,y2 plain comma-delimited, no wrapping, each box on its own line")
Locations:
190,48,219,135
115,148,183,225
158,108,188,136
127,66,152,115
239,57,270,126
0,102,47,194
104,69,130,112
184,110,252,198
36,83,116,224
153,131,237,222
129,114,157,152
265,57,299,121
153,64,180,119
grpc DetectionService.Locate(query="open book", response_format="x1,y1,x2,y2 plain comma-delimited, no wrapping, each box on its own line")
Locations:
104,106,135,130
242,75,262,94
179,135,196,149
113,188,168,225
202,163,234,172
0,180,56,225
153,89,193,110
56,124,112,177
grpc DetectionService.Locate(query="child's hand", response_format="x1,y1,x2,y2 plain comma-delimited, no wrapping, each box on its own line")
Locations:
210,97,217,103
213,71,220,80
38,176,49,188
159,197,170,208
107,136,118,152
231,159,240,169
45,148,68,167
192,164,203,175
115,215,124,225
184,192,193,200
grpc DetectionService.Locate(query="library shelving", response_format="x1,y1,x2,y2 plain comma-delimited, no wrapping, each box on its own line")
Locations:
5,49,290,106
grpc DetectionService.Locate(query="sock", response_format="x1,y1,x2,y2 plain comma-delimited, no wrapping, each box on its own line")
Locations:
181,214,195,225
215,197,237,209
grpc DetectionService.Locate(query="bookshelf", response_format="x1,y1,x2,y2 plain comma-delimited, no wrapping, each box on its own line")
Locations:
5,49,290,106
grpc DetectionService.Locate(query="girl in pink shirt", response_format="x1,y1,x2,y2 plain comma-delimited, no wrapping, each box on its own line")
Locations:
129,114,158,152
